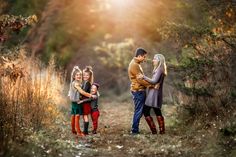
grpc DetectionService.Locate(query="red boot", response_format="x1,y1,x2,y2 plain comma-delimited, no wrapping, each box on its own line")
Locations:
145,116,157,134
157,116,165,134
75,115,85,137
71,115,76,134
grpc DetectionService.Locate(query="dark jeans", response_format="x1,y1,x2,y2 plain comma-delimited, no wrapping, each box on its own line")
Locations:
131,91,146,133
143,105,162,117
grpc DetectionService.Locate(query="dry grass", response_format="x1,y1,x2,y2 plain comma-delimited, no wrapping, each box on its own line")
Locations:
0,49,67,151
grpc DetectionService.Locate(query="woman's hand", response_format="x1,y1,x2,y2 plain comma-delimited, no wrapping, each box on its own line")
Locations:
154,83,160,89
137,73,144,80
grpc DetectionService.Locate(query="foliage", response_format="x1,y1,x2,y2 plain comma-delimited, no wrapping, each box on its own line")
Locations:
0,48,66,151
94,38,135,93
0,14,37,46
0,13,66,155
157,0,236,121
94,38,134,69
6,0,48,16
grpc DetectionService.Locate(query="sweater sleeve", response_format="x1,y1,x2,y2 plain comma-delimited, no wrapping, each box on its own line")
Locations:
143,69,163,85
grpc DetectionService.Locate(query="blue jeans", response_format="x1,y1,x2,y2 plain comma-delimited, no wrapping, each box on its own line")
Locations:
131,91,146,133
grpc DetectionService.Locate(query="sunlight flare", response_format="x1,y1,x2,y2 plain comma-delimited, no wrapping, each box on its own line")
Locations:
109,0,134,8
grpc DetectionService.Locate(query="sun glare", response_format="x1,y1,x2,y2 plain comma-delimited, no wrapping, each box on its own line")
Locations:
104,0,134,10
110,0,133,7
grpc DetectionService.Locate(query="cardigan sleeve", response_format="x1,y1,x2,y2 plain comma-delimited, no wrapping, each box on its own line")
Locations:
143,68,163,85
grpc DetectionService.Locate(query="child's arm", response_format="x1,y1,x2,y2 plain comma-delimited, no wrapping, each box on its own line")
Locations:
74,83,92,98
77,95,98,104
77,98,92,105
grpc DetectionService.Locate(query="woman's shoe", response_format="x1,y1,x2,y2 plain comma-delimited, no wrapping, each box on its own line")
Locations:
145,116,157,134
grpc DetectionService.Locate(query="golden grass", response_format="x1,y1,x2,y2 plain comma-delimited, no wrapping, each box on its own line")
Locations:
0,49,67,145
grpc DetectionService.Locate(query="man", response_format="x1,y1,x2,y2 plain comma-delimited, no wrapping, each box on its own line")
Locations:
128,48,151,134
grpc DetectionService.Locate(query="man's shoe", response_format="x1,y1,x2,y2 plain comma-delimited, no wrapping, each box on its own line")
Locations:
130,131,140,135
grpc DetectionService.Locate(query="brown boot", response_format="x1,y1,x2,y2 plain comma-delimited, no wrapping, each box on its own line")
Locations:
75,115,85,137
145,116,157,134
71,115,76,134
157,116,165,134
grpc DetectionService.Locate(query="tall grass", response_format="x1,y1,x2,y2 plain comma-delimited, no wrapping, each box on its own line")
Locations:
0,49,67,151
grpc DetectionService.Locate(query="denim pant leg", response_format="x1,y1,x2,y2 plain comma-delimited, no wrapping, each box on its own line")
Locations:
131,91,146,133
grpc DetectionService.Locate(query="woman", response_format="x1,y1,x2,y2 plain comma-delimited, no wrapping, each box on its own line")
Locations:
138,54,167,134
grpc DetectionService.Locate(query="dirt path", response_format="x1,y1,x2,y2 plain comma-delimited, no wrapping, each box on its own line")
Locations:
61,100,191,157
9,99,225,157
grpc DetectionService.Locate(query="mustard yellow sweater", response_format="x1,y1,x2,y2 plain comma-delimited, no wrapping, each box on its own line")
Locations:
128,58,150,91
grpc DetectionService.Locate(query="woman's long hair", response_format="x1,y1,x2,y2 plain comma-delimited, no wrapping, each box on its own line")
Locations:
153,54,167,76
83,66,94,84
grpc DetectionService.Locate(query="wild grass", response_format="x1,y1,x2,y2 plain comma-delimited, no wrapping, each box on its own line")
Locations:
0,49,67,152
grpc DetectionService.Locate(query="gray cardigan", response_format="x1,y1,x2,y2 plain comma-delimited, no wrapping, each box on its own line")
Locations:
69,81,80,102
144,68,165,109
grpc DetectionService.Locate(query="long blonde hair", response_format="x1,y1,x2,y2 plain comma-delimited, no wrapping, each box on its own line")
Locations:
153,54,167,76
68,66,82,96
83,66,94,84
71,66,82,83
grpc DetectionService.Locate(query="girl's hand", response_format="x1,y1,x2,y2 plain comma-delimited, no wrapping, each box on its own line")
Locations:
91,95,97,99
77,100,83,104
137,73,144,80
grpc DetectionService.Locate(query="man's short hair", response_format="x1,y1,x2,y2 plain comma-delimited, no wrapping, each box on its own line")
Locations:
135,48,147,57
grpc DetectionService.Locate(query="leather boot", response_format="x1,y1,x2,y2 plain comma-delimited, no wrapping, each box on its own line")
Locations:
157,116,165,134
75,115,85,137
145,116,157,134
71,115,76,134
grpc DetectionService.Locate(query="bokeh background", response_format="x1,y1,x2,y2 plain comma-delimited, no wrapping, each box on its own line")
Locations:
0,0,236,156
